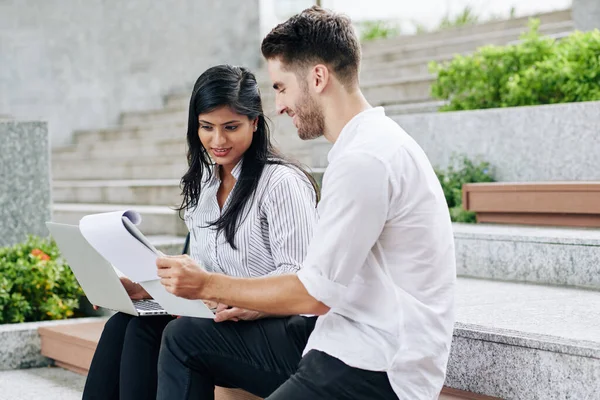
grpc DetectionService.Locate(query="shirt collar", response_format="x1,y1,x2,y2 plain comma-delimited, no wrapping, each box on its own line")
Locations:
327,107,385,163
209,158,243,184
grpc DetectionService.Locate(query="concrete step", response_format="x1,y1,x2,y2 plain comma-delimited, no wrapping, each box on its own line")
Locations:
362,74,434,106
52,157,188,180
53,138,187,161
53,179,181,206
454,223,600,290
119,107,188,128
450,278,600,399
362,20,574,63
0,367,85,400
52,203,187,236
71,124,187,146
384,100,446,115
361,9,572,51
359,53,456,81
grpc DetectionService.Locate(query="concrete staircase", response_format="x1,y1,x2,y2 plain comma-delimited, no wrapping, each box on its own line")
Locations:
50,9,575,239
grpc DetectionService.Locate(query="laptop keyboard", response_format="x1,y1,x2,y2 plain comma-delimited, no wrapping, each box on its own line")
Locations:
132,299,165,312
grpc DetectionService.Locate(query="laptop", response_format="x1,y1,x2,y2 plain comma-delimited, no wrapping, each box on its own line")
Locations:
47,222,168,316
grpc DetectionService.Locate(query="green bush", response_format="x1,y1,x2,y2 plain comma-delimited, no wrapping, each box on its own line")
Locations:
360,20,400,42
430,19,600,111
0,236,83,324
435,155,495,222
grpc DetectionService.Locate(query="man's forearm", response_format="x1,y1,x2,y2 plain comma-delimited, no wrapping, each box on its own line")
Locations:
202,273,330,316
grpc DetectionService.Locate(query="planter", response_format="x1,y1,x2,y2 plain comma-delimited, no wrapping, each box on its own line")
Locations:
462,182,600,227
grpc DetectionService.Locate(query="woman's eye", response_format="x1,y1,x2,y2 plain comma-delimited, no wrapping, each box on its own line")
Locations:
200,125,212,131
225,125,239,131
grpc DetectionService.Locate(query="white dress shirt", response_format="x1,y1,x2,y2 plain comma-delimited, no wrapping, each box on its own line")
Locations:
185,161,318,278
297,107,456,399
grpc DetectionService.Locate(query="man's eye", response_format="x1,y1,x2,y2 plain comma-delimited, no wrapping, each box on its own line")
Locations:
279,89,286,94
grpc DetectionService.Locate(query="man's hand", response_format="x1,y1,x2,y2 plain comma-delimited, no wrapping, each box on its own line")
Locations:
157,255,209,300
214,303,265,323
120,276,151,300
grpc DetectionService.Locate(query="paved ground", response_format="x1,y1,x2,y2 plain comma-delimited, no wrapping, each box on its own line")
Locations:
0,367,84,399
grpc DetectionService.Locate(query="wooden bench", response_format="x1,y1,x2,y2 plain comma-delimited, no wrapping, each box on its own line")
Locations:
462,182,600,227
38,321,497,400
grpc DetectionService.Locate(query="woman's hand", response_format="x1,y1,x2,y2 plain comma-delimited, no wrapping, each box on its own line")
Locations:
214,303,266,323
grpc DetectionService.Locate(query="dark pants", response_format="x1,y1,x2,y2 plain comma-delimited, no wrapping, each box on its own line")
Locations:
157,316,398,400
82,312,174,400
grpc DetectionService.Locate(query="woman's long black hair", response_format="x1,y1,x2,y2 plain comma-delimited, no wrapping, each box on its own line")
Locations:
178,65,319,249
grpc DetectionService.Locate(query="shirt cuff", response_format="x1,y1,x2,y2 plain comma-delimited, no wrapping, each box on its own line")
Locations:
297,267,347,309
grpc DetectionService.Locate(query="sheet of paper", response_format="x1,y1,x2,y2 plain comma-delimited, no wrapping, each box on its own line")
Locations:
79,210,159,283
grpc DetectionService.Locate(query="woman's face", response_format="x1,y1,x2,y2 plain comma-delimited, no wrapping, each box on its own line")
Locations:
198,106,256,171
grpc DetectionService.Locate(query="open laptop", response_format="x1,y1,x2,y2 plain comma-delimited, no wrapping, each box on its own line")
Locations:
47,222,167,316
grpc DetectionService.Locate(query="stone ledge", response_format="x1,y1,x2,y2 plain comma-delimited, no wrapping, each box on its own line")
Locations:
453,223,600,289
0,317,105,371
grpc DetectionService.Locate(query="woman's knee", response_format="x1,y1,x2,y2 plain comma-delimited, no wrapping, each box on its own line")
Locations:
102,312,134,340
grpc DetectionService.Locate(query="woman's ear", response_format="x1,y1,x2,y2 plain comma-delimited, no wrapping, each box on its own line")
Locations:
253,117,259,132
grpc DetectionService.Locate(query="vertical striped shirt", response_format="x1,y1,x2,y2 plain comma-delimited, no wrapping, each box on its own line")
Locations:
184,161,318,278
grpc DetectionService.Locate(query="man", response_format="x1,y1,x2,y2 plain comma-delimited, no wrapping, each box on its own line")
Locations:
156,6,455,400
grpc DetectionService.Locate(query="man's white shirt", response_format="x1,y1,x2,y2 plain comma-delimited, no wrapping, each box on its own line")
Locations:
297,107,456,400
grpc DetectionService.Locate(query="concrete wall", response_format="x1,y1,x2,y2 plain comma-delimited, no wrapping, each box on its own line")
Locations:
0,121,51,247
573,0,600,31
393,101,600,182
0,0,261,147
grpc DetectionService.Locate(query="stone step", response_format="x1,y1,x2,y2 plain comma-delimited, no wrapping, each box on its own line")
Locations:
0,367,85,400
361,9,572,51
53,138,187,161
384,100,446,115
454,223,600,290
52,203,187,236
52,157,188,180
53,179,182,206
71,124,187,146
449,278,600,399
119,107,188,128
362,20,574,63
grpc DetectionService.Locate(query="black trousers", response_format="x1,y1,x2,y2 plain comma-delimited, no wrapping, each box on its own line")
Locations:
157,316,398,400
82,312,174,400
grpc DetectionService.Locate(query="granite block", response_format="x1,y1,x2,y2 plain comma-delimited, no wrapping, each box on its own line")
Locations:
0,121,51,247
453,223,600,289
0,318,103,371
393,101,600,182
450,277,600,398
446,332,600,399
455,278,600,344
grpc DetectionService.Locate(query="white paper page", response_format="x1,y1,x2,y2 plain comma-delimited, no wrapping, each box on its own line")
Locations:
79,210,159,283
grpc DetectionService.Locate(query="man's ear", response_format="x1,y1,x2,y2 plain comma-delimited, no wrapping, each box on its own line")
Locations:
311,64,330,94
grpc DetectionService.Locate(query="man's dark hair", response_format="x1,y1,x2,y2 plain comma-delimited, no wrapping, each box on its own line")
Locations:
261,6,361,88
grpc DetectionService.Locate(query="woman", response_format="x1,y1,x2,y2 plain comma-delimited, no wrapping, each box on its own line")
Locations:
82,65,319,400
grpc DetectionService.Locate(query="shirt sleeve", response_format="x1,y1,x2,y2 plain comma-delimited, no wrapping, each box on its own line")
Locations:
297,153,390,309
262,169,319,276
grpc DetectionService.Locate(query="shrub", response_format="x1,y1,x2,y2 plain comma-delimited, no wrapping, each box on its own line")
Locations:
360,20,400,42
0,236,84,324
430,19,600,111
435,155,495,222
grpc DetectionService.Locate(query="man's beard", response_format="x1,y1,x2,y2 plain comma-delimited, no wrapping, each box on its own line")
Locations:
295,91,325,141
